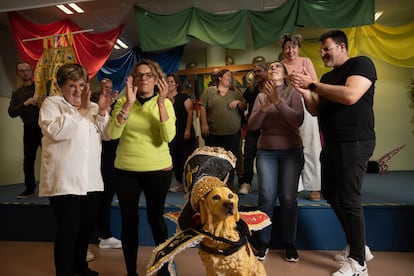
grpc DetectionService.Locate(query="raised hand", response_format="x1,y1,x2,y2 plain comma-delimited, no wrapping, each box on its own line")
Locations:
98,89,118,115
80,83,91,110
125,76,138,105
157,78,168,104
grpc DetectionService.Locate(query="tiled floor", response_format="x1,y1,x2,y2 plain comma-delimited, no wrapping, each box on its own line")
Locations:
1,241,413,275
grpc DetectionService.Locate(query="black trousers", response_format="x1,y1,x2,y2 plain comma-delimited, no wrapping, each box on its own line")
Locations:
114,169,172,275
321,140,375,264
97,140,119,239
23,124,42,190
239,130,260,185
49,192,100,276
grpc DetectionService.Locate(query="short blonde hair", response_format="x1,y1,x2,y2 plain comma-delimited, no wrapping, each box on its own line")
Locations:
56,63,88,87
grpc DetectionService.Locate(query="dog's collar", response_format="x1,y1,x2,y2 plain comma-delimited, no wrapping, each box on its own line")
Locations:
197,220,250,256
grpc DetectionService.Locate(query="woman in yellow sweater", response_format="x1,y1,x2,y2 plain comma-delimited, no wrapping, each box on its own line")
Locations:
108,59,176,276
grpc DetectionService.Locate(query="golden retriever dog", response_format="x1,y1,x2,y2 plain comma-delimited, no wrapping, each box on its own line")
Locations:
198,186,267,276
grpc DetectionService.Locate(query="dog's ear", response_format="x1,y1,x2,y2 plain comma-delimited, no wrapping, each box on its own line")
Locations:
199,198,208,225
199,198,214,232
233,192,240,222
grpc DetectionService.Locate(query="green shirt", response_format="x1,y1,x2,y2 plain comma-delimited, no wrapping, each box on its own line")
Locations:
200,86,243,135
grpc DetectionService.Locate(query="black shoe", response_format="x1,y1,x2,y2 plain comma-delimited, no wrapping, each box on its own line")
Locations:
77,268,99,276
284,243,299,262
256,247,269,261
250,238,269,261
16,189,35,199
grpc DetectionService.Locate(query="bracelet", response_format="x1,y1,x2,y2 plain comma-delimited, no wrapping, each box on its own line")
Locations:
119,110,129,120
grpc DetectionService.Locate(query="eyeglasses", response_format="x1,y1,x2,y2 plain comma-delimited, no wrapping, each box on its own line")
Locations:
134,72,153,79
320,44,338,54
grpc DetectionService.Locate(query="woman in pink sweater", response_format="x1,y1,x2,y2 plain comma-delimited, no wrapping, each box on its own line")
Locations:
248,61,304,262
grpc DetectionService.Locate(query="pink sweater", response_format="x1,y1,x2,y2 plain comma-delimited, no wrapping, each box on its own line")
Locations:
248,84,304,150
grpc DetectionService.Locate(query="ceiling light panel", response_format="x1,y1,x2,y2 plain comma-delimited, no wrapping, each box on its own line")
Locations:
68,3,84,13
56,4,73,15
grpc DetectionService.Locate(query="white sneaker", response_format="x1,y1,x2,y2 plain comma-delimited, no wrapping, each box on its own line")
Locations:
169,182,184,192
238,183,252,195
98,237,122,249
334,245,374,263
333,258,368,276
86,249,95,262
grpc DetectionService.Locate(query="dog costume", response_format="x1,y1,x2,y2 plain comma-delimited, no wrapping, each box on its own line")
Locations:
146,146,270,276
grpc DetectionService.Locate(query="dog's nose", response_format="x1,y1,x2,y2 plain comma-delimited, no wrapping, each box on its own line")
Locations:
224,201,234,211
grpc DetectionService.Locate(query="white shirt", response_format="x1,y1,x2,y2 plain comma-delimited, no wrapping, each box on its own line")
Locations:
38,95,110,197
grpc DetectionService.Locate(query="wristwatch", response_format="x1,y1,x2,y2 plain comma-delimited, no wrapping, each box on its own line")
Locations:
308,82,317,92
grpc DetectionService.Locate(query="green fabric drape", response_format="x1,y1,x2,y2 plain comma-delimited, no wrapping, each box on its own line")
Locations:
134,1,414,70
296,0,375,28
188,8,247,50
135,0,375,52
248,0,298,49
135,6,192,52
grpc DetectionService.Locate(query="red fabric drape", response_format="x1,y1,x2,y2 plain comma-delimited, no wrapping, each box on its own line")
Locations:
8,12,123,78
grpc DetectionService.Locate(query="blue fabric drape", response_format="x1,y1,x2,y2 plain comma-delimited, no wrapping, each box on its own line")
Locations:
97,50,137,92
97,46,184,91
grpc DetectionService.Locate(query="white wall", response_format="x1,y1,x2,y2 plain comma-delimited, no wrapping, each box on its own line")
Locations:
0,27,42,186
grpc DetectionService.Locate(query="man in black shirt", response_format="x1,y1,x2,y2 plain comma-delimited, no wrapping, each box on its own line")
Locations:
8,61,42,198
289,30,376,276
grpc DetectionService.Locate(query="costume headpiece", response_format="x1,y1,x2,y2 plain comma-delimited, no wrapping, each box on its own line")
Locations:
183,146,236,211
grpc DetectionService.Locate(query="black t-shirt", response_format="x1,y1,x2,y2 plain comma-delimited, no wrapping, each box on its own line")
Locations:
8,84,40,126
319,56,377,142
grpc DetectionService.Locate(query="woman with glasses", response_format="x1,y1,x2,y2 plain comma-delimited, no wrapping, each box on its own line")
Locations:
199,69,246,187
248,61,304,263
107,59,176,276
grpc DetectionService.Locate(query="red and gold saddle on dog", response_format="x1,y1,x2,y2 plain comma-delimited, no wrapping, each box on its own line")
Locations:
147,210,270,275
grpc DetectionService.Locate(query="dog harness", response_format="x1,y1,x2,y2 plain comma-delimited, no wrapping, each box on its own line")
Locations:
198,220,250,256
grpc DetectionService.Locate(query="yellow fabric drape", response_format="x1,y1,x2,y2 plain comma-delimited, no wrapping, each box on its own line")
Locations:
34,33,77,106
297,22,414,78
345,22,414,68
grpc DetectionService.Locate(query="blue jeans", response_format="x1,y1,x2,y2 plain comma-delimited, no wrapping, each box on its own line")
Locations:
321,140,375,264
254,147,304,247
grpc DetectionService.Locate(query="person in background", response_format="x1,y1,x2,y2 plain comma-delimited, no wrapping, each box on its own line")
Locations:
167,73,196,193
238,63,267,195
280,33,322,201
248,61,304,263
289,29,376,276
38,63,115,276
107,59,176,276
91,78,122,249
199,69,247,189
8,61,42,199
